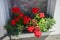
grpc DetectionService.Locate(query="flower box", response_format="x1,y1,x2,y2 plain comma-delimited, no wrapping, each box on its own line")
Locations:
11,26,55,39
4,0,56,39
5,7,55,38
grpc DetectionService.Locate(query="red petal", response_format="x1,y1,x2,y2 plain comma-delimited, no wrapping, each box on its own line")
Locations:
39,12,45,18
34,30,42,38
32,7,40,14
27,26,35,32
10,20,16,25
11,7,20,13
19,12,24,17
23,16,31,25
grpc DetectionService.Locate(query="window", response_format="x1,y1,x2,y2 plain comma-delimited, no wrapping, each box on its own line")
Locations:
7,0,56,17
8,0,48,17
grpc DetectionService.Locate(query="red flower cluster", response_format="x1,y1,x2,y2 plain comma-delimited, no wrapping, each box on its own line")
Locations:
32,7,40,14
19,12,24,17
15,12,24,22
10,7,43,38
11,7,25,25
39,12,45,18
27,26,42,38
11,16,21,26
34,29,42,38
11,7,32,25
11,7,20,13
27,26,35,32
34,26,42,38
14,16,20,22
23,16,31,25
10,20,16,26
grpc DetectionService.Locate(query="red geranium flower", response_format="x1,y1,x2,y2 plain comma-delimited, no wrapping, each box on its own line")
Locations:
27,17,31,21
34,29,42,38
19,12,24,17
23,16,29,25
15,19,19,23
39,12,45,18
33,26,42,38
13,16,20,22
23,16,31,25
10,20,16,26
32,7,40,14
23,20,29,25
23,16,28,21
27,26,35,32
11,7,20,13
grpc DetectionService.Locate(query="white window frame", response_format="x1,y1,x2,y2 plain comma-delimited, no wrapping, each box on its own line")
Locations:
47,0,56,17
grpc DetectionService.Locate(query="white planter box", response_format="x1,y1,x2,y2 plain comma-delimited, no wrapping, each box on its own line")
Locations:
11,26,55,39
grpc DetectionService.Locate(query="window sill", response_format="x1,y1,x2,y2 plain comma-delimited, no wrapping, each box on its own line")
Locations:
11,26,55,39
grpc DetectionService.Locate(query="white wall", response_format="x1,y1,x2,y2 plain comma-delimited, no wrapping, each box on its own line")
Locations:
53,0,60,34
0,0,6,37
47,0,56,17
49,0,60,35
0,0,10,37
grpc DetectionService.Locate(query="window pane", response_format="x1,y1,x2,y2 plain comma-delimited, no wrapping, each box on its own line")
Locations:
10,0,47,13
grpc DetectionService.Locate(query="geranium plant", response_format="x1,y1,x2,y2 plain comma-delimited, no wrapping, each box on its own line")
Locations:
5,7,55,38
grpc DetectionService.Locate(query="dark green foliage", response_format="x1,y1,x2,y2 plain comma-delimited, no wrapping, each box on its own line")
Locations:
5,19,24,36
